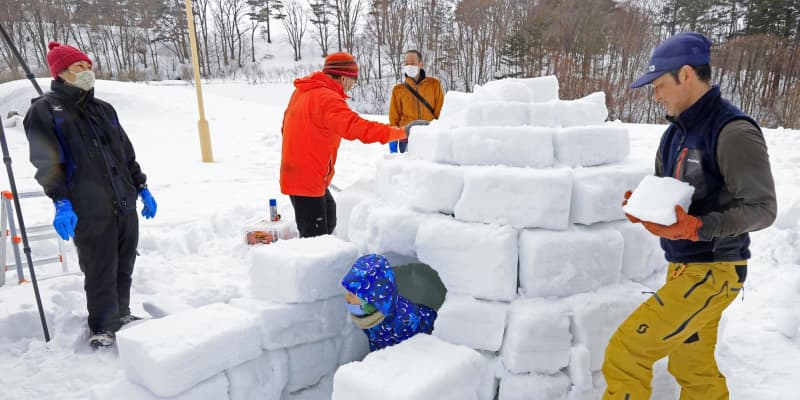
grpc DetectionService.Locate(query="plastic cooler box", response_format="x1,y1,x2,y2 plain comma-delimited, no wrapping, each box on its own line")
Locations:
243,217,298,245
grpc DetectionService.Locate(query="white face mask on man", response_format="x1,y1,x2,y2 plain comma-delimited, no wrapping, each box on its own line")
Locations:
403,65,419,78
69,70,96,91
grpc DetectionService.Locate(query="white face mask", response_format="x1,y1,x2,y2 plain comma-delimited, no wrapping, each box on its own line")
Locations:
70,70,95,91
403,65,419,78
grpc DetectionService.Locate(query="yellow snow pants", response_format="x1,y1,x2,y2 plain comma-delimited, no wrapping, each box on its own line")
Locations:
602,261,747,400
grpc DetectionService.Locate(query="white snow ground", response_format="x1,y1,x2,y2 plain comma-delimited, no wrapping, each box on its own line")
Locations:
0,78,798,400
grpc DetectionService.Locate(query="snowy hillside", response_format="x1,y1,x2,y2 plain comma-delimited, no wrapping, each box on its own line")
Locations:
0,79,799,400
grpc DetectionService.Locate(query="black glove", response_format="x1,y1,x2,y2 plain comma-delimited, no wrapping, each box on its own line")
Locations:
403,119,430,138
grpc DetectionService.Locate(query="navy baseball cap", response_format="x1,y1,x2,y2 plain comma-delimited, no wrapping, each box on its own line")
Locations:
631,32,712,88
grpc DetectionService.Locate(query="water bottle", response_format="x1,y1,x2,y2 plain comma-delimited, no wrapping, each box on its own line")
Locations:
269,198,278,222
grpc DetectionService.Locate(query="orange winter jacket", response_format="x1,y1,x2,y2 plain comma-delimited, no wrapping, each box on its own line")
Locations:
389,72,444,129
281,72,406,197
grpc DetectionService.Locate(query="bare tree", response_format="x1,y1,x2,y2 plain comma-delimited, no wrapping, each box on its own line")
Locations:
280,0,308,61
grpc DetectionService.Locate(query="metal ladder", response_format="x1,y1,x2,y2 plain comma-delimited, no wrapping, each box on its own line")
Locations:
1,190,69,286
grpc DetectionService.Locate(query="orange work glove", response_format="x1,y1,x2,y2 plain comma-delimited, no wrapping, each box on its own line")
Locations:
641,205,703,242
622,190,641,223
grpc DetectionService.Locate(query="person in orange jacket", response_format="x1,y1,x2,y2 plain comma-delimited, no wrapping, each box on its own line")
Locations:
388,49,444,153
280,52,408,238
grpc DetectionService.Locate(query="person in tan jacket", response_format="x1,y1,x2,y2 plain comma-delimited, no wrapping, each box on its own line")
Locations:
388,50,444,153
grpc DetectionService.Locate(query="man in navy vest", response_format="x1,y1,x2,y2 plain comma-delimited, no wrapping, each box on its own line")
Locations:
602,32,777,400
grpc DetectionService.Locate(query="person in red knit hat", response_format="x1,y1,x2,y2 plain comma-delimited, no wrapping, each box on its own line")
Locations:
280,52,417,238
23,42,158,348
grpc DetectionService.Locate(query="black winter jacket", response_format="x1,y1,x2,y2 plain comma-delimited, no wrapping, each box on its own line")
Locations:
23,80,146,217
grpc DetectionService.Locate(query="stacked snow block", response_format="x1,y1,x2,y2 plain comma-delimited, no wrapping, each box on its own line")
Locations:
103,235,369,400
337,75,676,399
332,334,487,400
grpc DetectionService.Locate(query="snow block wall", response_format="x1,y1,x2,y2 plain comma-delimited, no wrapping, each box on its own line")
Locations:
338,75,676,399
102,235,369,400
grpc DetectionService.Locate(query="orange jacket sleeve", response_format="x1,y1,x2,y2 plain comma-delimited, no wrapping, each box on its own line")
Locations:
323,92,406,144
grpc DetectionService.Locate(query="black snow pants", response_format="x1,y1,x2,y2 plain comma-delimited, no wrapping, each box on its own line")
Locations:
74,211,139,333
289,189,336,238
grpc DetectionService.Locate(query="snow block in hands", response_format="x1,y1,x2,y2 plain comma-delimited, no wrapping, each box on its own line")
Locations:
450,127,555,168
116,303,261,397
433,293,509,351
565,282,650,371
554,125,630,167
229,297,346,350
249,235,358,303
500,298,571,374
570,163,652,225
519,227,623,298
332,335,484,400
89,374,229,400
454,166,573,230
498,372,571,400
376,158,464,214
416,218,518,301
624,175,695,225
226,349,289,400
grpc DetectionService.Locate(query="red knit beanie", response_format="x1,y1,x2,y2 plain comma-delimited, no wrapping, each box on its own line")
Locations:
46,42,92,79
322,52,359,78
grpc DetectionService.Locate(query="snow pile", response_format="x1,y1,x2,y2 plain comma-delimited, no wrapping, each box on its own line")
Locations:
341,76,673,399
102,235,367,399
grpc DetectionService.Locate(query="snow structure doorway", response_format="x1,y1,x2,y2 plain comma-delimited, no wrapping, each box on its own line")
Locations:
392,262,447,311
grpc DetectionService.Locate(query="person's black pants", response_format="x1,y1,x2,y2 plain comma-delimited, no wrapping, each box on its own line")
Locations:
290,189,336,238
74,212,139,333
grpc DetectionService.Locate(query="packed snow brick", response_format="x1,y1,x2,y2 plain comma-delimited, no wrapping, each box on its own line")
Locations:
332,334,484,400
555,92,608,127
249,235,358,303
229,297,346,350
338,322,371,365
286,337,341,393
498,372,571,400
346,201,427,257
331,178,377,241
454,166,573,230
570,163,652,225
528,101,558,127
624,175,695,225
116,303,261,397
376,157,464,214
450,126,555,168
89,374,229,400
479,352,501,400
226,349,289,400
464,101,530,127
554,125,630,167
433,293,509,351
567,345,593,391
416,219,518,302
500,298,571,374
440,91,474,119
565,282,650,371
407,124,456,163
474,76,559,103
600,221,664,281
519,227,623,298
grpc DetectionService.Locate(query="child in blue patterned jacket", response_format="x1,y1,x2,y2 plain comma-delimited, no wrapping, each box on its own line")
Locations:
341,254,437,351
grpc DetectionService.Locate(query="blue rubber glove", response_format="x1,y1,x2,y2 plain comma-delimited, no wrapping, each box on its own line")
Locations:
139,188,157,219
53,200,78,241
